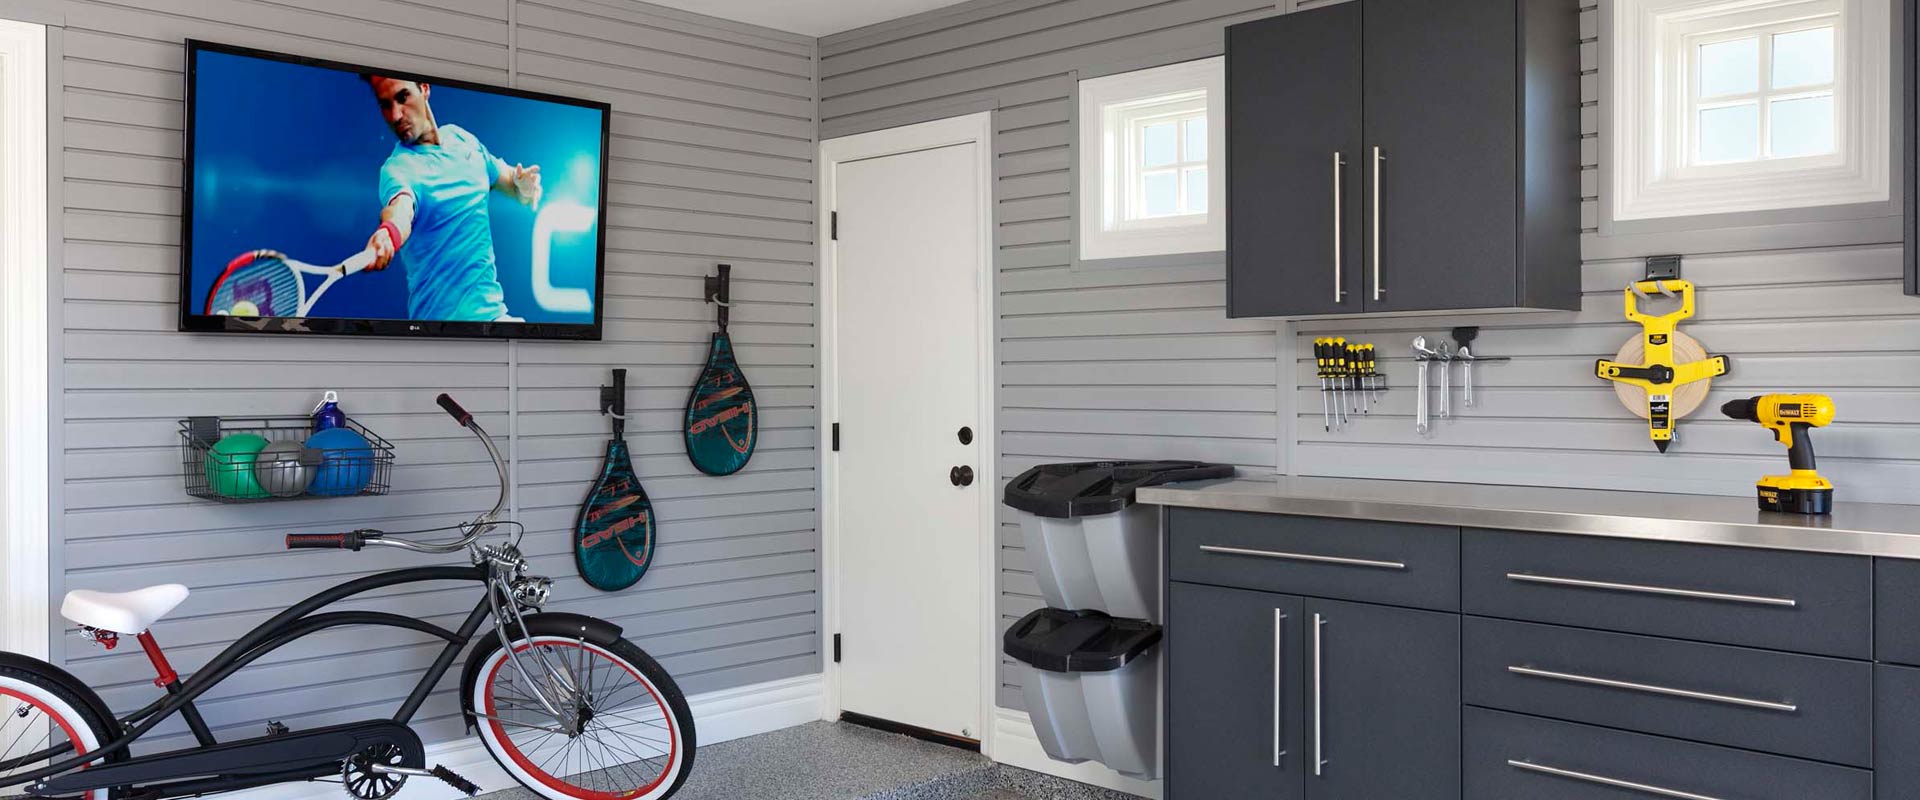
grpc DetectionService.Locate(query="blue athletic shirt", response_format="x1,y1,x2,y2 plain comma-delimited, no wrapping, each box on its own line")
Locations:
377,124,513,322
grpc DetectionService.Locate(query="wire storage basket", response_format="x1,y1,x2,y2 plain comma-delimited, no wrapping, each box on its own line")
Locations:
180,415,394,503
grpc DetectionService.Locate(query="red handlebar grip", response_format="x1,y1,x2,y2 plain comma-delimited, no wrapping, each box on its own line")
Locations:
436,393,473,427
286,532,366,551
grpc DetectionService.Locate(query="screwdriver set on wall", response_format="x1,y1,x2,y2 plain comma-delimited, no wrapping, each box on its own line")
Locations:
1411,327,1510,436
1313,337,1385,432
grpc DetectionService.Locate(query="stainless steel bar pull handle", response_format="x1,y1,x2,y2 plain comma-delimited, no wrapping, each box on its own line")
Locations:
1370,146,1383,301
1273,609,1287,767
1506,666,1798,712
1312,613,1325,777
1506,760,1727,800
1333,152,1345,303
1200,544,1405,571
1506,573,1797,607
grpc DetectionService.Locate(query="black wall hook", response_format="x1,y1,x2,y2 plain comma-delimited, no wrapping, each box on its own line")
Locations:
705,264,732,330
601,368,627,436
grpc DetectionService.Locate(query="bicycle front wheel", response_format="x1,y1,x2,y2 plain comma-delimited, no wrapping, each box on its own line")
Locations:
470,636,695,800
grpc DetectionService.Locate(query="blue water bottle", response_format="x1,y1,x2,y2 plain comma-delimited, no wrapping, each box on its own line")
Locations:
311,391,346,432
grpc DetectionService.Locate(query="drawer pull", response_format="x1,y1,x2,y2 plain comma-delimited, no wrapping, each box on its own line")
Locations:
1506,572,1797,607
1507,759,1726,800
1199,544,1406,571
1506,666,1797,712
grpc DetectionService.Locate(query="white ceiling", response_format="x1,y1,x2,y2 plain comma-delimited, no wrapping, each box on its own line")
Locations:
648,0,968,37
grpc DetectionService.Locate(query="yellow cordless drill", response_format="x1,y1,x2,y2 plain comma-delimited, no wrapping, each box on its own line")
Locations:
1720,394,1836,515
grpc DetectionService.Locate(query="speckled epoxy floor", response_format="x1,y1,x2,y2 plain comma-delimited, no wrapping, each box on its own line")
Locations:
475,720,1144,800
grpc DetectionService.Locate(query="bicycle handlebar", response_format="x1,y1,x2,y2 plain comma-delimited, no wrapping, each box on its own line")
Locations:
288,392,509,557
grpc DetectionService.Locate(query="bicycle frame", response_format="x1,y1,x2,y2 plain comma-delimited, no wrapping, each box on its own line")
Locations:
4,397,560,799
3,565,502,796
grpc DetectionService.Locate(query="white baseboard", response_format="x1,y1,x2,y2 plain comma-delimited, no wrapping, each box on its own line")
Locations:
989,708,1161,799
224,673,824,800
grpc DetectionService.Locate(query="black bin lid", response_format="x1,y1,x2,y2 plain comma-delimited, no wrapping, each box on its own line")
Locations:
1002,460,1234,518
1003,608,1162,673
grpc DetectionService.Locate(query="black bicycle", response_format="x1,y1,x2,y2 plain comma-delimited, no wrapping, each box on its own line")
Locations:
0,394,696,800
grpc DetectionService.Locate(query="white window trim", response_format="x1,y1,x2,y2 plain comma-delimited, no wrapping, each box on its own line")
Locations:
1611,0,1889,222
0,18,49,660
1077,57,1225,263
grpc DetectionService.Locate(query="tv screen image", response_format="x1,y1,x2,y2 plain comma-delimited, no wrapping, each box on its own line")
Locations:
180,41,611,340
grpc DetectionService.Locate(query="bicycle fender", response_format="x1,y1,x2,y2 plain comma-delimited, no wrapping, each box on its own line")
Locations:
457,613,626,731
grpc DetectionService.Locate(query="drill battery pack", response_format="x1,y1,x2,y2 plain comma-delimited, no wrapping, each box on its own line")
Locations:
1756,475,1834,515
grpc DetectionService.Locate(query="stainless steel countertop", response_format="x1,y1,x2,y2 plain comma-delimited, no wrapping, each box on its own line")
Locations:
1137,477,1920,559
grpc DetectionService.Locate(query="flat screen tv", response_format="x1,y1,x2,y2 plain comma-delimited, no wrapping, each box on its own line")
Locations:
179,40,611,340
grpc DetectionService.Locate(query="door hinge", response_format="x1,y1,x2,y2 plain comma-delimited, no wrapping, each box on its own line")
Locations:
833,634,842,663
831,423,840,451
830,211,838,241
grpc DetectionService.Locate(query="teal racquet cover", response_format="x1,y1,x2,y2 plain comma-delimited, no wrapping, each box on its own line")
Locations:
576,369,655,592
684,331,756,476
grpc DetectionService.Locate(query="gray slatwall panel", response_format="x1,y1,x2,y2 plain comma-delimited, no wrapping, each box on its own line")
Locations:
510,0,821,734
820,0,1283,713
1287,1,1920,506
49,0,817,753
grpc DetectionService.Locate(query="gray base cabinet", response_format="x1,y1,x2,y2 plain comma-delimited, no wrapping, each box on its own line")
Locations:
1167,583,1304,800
1308,598,1460,799
1164,509,1919,797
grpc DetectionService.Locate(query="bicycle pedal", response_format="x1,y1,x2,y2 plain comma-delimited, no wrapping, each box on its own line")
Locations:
429,765,480,797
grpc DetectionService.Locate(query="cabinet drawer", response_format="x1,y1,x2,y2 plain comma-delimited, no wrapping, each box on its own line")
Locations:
1463,617,1872,766
1168,509,1457,611
1463,528,1870,658
1875,558,1920,665
1464,707,1872,800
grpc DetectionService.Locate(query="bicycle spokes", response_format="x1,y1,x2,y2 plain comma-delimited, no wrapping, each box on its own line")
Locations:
483,642,679,800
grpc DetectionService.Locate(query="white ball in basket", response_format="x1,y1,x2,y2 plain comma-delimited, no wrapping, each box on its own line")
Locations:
254,440,312,497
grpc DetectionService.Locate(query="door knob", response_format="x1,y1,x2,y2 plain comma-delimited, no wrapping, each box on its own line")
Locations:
950,465,975,487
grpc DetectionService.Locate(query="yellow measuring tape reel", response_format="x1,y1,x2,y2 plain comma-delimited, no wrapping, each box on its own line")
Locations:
1594,279,1731,452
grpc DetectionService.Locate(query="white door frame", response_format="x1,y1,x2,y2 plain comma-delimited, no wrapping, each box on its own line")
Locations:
0,17,51,660
817,112,998,748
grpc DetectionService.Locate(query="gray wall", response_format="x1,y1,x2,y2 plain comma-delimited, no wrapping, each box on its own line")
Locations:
821,0,1289,712
44,0,818,753
821,0,1920,715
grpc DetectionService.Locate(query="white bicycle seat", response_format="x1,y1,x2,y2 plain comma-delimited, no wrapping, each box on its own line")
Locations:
61,584,189,634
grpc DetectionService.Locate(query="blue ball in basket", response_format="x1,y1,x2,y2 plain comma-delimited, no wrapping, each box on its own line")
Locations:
305,427,374,496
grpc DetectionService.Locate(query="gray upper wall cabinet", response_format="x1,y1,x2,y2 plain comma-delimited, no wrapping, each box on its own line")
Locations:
1226,0,1582,317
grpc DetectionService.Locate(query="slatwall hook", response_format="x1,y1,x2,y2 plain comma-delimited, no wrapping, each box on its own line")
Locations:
601,369,628,427
705,264,733,329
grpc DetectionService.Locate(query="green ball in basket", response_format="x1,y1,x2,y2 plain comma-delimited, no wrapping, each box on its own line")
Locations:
204,433,271,499
306,427,374,496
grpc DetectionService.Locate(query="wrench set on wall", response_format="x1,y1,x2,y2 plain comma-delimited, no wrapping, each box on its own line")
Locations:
1411,327,1508,437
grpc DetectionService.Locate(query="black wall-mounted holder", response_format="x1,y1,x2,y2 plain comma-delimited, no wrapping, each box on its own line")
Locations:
705,264,732,330
601,368,627,438
1645,254,1683,281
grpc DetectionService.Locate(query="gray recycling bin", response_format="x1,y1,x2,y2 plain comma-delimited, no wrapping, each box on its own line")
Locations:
1002,461,1234,621
1000,461,1232,780
1004,608,1162,779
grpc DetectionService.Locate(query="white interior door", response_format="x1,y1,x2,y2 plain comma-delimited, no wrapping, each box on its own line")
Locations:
830,137,985,738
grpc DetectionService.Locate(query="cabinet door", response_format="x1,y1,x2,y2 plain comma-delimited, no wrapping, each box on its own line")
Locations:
1307,598,1461,800
1167,582,1305,800
1878,664,1920,799
1225,5,1362,318
1361,0,1519,312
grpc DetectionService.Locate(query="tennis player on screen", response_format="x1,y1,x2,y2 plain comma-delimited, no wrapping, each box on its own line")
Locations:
361,74,542,322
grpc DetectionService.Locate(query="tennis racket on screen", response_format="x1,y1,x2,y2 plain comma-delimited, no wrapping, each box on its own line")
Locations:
203,248,376,318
